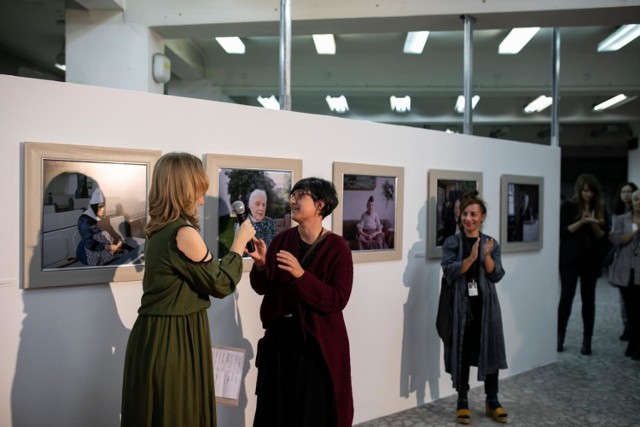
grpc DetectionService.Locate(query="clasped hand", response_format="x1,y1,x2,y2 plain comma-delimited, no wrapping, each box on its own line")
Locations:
581,211,602,226
468,237,494,261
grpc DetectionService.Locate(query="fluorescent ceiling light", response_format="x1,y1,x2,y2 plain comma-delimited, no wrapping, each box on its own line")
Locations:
215,37,245,54
403,31,429,54
454,95,480,113
499,27,540,54
257,95,280,110
390,96,411,113
326,95,349,113
312,34,336,55
592,94,637,111
598,24,640,52
524,95,553,113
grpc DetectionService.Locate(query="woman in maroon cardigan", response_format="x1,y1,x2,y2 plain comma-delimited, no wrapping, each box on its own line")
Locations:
247,177,354,427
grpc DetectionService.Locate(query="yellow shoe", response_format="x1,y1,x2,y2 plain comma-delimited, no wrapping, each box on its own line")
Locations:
456,408,471,424
485,402,508,423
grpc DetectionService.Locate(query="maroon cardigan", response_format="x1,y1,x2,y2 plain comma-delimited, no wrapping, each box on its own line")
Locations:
250,227,354,427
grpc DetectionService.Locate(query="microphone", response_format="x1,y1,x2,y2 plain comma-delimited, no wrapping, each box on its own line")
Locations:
231,200,255,253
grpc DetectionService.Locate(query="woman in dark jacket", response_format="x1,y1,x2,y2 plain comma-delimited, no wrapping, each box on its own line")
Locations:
441,191,507,425
558,173,608,355
248,177,354,427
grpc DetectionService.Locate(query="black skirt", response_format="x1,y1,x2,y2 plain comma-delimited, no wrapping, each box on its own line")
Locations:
253,316,337,427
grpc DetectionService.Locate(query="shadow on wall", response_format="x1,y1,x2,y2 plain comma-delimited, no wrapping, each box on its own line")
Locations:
400,204,442,405
11,284,129,427
209,292,254,426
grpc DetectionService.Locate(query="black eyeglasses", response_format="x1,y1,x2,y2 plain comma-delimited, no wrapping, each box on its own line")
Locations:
289,189,310,201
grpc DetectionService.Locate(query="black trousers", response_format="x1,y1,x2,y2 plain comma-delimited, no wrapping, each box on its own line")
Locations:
558,264,598,338
619,277,640,358
458,301,498,397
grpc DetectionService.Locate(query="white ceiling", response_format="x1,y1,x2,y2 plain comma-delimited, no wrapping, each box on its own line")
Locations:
1,1,639,154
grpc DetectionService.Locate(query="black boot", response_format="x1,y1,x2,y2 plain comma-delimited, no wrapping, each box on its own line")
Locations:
557,333,565,352
580,335,592,355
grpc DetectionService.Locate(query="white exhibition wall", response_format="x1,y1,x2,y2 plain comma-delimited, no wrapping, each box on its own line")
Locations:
0,75,560,427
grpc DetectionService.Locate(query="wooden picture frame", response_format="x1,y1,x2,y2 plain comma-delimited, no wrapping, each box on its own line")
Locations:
23,142,160,289
500,174,544,252
427,169,483,259
204,154,302,271
332,162,404,263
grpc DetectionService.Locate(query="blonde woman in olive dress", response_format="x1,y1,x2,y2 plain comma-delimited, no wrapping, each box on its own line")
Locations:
121,152,255,427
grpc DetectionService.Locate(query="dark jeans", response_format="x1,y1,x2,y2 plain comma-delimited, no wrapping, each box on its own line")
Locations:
558,265,598,338
619,278,640,358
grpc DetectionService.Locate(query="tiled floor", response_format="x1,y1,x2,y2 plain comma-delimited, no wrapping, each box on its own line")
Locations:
355,277,640,426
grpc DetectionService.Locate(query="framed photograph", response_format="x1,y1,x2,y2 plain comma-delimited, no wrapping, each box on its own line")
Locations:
23,142,161,289
204,154,302,271
500,174,544,252
332,162,404,263
427,169,483,259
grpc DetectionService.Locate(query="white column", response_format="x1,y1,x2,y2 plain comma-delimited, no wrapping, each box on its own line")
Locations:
65,9,165,94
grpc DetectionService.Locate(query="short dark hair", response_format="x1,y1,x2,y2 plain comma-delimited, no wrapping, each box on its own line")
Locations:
291,177,339,218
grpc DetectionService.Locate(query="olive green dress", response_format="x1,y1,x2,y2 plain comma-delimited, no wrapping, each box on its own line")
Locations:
121,218,242,427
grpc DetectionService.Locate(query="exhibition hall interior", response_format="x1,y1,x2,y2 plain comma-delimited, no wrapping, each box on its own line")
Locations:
1,1,639,426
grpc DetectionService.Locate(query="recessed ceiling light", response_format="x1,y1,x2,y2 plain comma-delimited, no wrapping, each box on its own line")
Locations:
454,95,480,113
524,95,553,113
312,34,336,55
215,37,245,54
257,95,280,110
390,96,411,113
597,24,640,52
326,95,348,113
499,27,540,54
403,31,429,54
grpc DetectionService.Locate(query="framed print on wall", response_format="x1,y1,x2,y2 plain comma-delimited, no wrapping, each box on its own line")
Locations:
332,162,404,263
500,174,544,252
427,169,483,259
204,154,302,271
23,142,161,289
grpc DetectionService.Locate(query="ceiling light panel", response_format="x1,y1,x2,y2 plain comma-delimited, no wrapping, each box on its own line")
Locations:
455,95,480,113
390,96,411,112
312,34,336,55
326,95,349,113
403,31,429,54
499,27,540,54
593,94,637,111
257,95,280,110
524,95,552,113
597,24,640,52
215,37,245,54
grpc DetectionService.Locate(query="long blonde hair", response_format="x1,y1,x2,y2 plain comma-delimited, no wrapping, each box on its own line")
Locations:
145,152,209,237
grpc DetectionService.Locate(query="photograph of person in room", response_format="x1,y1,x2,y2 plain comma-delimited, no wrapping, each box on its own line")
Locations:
41,161,148,270
75,188,123,266
246,177,354,427
218,168,292,258
341,175,396,251
356,195,385,250
246,189,278,247
436,179,477,247
507,185,539,243
437,191,462,246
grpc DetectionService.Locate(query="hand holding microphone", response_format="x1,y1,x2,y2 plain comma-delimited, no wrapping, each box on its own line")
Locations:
232,200,256,253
